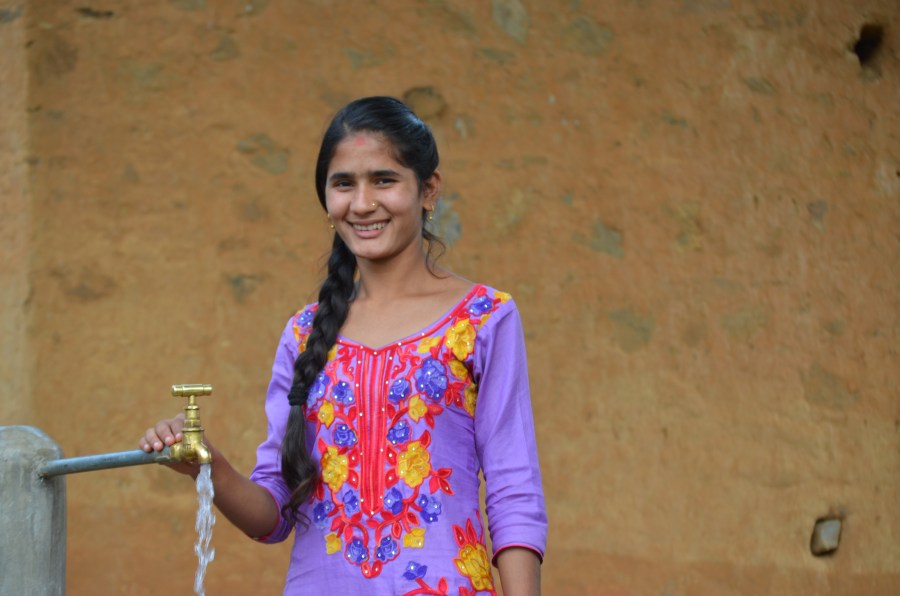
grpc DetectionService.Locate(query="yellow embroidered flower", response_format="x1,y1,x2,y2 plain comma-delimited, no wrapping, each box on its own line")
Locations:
397,440,431,488
445,320,476,360
317,401,335,427
416,336,442,353
403,527,426,549
496,291,511,303
294,328,308,353
325,532,342,555
464,384,478,417
320,446,348,492
408,396,427,422
455,542,493,591
449,359,469,381
327,344,338,362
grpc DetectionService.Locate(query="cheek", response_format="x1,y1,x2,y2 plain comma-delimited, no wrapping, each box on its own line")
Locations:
324,192,346,217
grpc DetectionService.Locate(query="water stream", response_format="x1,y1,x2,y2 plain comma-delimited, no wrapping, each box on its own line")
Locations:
194,463,216,596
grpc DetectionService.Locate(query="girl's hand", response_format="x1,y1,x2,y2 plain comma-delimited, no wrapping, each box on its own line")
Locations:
138,413,200,477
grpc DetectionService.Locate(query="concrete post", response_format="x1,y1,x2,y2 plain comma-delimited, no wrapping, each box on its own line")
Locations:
0,426,66,595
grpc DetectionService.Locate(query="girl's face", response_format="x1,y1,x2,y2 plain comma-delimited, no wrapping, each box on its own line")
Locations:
325,132,440,264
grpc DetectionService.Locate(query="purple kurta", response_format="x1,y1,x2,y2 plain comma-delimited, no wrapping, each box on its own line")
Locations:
249,284,547,595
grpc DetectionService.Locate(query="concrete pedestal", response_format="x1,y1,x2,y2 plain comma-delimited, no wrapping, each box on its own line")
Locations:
0,426,66,595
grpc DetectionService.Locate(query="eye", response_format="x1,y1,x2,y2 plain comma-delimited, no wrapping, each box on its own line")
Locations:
332,179,353,189
374,177,396,186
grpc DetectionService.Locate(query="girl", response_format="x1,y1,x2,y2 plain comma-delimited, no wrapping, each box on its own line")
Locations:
141,97,547,595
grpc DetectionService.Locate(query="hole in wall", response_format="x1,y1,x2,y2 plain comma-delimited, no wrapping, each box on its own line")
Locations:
76,7,115,19
851,23,884,66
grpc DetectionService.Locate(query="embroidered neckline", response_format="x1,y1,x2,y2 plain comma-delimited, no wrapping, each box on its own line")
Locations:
335,283,482,352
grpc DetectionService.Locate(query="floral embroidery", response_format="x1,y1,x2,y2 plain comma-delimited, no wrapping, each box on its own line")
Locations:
397,440,431,488
321,446,348,493
467,295,494,316
403,527,426,549
463,384,478,417
445,320,476,360
313,500,334,530
416,494,442,523
293,307,316,351
449,359,469,382
387,420,411,445
325,532,342,554
403,561,428,581
408,396,427,422
341,488,360,515
388,378,411,403
308,372,330,407
317,401,335,427
415,358,448,401
383,487,404,515
453,519,494,592
296,285,510,583
345,537,368,565
375,536,400,562
297,308,315,328
333,381,355,406
417,336,442,353
333,423,358,447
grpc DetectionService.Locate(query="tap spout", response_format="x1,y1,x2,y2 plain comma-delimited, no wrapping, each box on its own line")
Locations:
169,384,213,465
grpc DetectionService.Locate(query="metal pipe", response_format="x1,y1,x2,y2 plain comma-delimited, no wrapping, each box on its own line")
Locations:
38,447,174,478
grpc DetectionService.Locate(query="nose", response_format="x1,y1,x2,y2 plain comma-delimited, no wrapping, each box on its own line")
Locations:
349,183,377,214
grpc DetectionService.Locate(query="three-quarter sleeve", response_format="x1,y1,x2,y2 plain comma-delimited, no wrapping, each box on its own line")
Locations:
248,316,298,544
472,298,547,564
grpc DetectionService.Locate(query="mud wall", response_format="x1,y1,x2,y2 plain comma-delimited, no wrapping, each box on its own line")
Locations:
2,0,898,594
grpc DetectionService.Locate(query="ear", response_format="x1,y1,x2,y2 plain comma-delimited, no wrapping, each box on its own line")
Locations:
421,170,442,212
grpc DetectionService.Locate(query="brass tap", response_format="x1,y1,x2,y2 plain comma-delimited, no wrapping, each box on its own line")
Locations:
169,384,213,465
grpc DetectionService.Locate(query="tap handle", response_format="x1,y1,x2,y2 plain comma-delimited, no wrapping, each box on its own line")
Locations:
171,384,213,399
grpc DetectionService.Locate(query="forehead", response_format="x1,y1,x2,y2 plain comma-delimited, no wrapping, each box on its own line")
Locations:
329,132,405,172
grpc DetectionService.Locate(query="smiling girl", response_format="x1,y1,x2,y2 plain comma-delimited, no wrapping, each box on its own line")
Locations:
141,97,547,595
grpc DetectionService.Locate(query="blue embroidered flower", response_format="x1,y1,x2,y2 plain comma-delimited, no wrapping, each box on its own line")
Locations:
332,423,358,447
332,381,355,406
345,537,368,565
382,487,404,515
342,489,360,515
468,295,494,316
307,372,330,407
403,561,428,580
388,378,411,403
415,494,442,523
312,500,334,530
375,536,399,562
414,358,448,401
297,309,315,328
386,420,411,445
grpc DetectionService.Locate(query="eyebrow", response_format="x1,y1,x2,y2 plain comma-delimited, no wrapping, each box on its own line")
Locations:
328,169,403,182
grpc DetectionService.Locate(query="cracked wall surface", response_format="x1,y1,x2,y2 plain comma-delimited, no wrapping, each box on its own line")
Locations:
2,0,898,593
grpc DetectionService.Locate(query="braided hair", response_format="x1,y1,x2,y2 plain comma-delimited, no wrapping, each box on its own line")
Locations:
281,97,442,522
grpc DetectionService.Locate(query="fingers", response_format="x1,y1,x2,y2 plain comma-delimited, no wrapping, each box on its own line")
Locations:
139,413,186,452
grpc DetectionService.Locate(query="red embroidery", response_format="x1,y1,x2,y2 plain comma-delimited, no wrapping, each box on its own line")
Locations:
293,286,509,581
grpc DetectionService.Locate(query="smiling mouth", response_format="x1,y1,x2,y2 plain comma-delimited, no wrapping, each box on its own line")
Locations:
352,222,387,231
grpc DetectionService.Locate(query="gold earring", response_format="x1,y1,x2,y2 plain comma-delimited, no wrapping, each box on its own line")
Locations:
327,216,334,230
427,209,434,222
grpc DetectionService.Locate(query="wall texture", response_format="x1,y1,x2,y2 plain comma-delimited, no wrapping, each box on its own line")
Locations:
1,0,898,594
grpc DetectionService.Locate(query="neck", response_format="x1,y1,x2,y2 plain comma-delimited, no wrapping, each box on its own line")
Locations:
354,244,436,303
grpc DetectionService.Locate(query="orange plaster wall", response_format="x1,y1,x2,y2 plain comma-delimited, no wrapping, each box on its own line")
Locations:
4,0,899,594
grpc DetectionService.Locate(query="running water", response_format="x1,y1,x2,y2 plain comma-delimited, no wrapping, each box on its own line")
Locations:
194,463,216,596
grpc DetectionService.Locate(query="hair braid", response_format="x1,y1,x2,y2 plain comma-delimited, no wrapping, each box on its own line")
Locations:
281,234,356,521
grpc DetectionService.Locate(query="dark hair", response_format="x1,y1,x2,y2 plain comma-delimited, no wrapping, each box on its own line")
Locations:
280,97,442,522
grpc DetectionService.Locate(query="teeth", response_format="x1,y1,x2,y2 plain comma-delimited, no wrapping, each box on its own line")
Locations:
353,222,386,231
